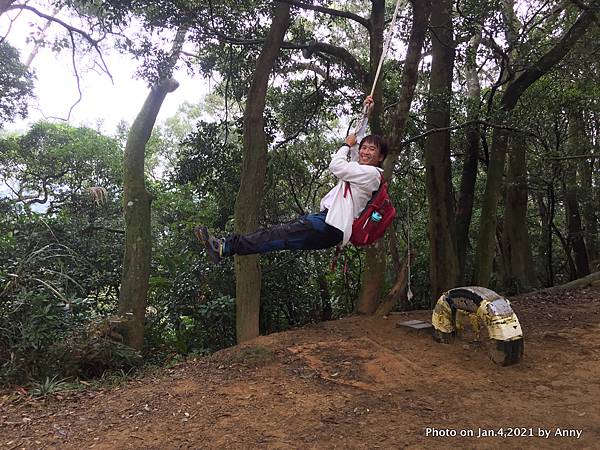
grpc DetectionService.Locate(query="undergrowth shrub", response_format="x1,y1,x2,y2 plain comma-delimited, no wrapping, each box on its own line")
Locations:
149,295,236,355
0,292,142,385
0,239,140,386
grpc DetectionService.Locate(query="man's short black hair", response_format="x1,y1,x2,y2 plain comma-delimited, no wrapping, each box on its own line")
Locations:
359,134,388,164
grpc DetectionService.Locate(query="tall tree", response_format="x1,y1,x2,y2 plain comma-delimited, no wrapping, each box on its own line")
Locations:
498,0,536,292
579,154,599,263
473,1,599,286
423,0,458,299
565,108,591,278
118,27,186,350
234,1,290,343
578,99,599,264
118,78,179,350
455,28,482,283
354,0,386,315
502,134,537,291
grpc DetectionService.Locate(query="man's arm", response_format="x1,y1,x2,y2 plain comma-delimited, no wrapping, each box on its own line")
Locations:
329,154,380,188
345,95,374,161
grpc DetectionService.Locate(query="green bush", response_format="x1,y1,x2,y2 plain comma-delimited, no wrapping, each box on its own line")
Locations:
0,290,141,385
0,231,138,386
155,295,237,355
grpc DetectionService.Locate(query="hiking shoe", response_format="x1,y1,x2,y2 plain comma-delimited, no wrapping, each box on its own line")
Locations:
194,226,225,263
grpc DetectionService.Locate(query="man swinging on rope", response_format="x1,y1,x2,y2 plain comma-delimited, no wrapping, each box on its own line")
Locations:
195,96,387,263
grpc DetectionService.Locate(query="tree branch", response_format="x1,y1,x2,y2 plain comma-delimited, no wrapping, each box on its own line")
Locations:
546,153,597,160
66,31,83,121
503,0,600,109
82,224,125,235
24,181,50,205
280,0,370,29
200,25,368,86
7,4,113,82
401,120,520,146
303,41,368,86
0,1,24,44
0,0,16,16
273,82,324,151
288,61,328,78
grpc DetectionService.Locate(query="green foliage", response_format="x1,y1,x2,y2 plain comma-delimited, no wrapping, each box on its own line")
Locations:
0,121,130,386
0,224,138,385
0,121,123,214
30,375,70,398
0,42,34,129
153,295,237,355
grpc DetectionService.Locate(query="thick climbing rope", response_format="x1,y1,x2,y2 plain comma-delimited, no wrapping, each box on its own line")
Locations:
369,0,406,97
354,0,407,134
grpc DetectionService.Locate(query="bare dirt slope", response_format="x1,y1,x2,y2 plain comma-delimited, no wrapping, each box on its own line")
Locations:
2,287,600,449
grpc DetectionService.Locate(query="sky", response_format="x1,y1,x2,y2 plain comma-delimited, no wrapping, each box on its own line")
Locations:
1,3,208,135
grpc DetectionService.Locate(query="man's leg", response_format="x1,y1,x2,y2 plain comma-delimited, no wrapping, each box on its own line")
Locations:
196,211,342,262
226,211,342,255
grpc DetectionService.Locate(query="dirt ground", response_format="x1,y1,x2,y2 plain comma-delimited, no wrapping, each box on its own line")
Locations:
2,286,600,449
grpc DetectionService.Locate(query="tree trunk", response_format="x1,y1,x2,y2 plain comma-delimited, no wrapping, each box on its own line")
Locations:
564,175,590,278
374,252,414,316
357,0,432,314
118,78,179,350
501,136,537,292
234,2,290,343
553,219,578,281
383,0,432,175
456,30,481,283
423,0,458,300
536,190,554,287
578,126,598,263
565,108,590,278
367,0,385,135
355,0,386,315
473,3,598,286
580,159,598,263
536,271,600,293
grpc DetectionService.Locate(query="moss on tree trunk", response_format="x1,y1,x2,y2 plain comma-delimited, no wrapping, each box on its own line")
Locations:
118,78,179,350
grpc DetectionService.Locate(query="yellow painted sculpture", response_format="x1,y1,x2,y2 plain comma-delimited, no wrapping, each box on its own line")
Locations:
431,286,524,366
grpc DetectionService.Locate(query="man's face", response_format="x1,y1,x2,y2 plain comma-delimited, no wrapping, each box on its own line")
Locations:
358,141,384,166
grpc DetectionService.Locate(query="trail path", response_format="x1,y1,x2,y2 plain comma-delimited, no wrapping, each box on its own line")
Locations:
2,287,600,449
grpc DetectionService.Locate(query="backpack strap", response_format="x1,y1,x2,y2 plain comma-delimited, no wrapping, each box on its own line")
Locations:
343,181,352,199
346,172,384,199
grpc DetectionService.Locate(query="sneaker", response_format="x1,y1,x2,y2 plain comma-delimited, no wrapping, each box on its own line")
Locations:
194,226,225,263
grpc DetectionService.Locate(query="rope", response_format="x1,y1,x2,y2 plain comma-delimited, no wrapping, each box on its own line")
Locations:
406,144,413,301
354,0,407,134
369,0,405,98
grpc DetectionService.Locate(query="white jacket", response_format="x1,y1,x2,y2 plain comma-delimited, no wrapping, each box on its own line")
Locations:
319,138,382,246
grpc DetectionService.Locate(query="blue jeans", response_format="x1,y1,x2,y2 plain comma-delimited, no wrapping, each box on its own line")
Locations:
224,211,342,256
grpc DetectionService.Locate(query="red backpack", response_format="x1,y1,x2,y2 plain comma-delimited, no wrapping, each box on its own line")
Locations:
344,174,396,246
